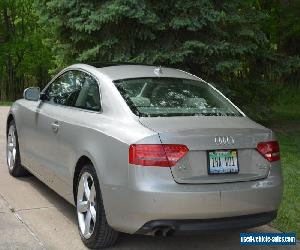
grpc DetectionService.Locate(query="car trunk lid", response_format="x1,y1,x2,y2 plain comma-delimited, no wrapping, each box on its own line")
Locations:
139,116,273,184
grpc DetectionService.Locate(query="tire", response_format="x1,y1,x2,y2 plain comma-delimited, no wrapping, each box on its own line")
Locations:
76,164,118,249
6,120,29,177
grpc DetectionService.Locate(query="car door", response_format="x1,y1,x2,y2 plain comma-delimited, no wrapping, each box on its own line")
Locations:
29,71,82,186
49,70,102,202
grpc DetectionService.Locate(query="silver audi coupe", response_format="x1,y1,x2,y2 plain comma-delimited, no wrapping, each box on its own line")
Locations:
6,64,283,248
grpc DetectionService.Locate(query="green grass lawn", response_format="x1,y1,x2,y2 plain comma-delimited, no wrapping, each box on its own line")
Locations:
267,87,300,236
272,131,300,236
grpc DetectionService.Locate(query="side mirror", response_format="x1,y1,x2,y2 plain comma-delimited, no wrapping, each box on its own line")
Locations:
23,87,40,101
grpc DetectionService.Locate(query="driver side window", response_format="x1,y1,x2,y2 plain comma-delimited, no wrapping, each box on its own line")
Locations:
45,71,84,106
44,70,101,111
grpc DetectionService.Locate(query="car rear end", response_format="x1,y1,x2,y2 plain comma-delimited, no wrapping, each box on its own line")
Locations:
104,70,283,235
131,116,282,234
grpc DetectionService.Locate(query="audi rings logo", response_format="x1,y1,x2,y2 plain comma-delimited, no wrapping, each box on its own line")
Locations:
214,136,235,145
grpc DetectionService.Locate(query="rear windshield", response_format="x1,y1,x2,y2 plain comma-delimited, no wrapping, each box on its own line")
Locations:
114,77,242,117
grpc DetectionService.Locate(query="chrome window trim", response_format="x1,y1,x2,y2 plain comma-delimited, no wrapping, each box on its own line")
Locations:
41,67,103,114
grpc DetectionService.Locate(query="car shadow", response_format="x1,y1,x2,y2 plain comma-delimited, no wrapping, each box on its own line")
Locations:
16,175,77,222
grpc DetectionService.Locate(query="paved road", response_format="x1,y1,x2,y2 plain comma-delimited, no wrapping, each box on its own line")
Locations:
0,106,298,250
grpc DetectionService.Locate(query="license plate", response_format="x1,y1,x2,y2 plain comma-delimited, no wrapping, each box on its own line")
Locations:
208,150,239,174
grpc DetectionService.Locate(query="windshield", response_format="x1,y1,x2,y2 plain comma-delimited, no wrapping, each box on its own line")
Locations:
114,77,242,117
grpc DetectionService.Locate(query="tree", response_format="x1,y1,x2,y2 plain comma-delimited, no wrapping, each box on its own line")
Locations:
36,1,270,80
0,0,53,101
36,0,282,119
259,0,300,87
3,0,298,119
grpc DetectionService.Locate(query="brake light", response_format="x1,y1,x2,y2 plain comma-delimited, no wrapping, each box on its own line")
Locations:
129,144,189,167
256,141,280,162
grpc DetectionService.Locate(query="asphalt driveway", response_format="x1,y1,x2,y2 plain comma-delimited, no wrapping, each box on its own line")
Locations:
0,106,298,250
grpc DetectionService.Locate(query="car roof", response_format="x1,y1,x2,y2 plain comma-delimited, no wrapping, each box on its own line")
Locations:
99,64,200,81
70,63,201,82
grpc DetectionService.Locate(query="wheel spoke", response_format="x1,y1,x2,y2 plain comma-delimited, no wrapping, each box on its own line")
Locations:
89,182,96,202
7,152,12,167
9,152,14,167
84,210,92,236
12,148,16,161
11,134,16,147
77,181,84,202
77,200,89,213
7,142,14,151
83,176,90,199
90,206,96,223
12,134,17,147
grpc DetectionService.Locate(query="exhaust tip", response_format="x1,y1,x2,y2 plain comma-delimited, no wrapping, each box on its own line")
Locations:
152,227,174,237
153,228,163,237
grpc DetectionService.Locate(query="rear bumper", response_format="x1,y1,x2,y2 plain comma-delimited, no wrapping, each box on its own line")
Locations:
102,165,283,234
136,211,277,235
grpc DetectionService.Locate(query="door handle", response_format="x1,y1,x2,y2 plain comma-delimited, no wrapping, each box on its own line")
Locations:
51,121,60,133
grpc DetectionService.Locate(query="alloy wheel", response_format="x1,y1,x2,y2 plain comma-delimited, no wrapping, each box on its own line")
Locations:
7,125,17,170
77,172,97,239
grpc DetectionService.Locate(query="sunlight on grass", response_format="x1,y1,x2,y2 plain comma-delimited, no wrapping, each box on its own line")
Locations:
272,132,300,236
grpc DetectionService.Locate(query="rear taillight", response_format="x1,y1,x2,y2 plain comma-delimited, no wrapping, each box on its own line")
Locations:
129,144,189,167
256,141,280,162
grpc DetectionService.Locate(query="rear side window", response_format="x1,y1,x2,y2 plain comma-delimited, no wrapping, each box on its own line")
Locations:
44,71,101,111
114,77,242,117
74,74,101,111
